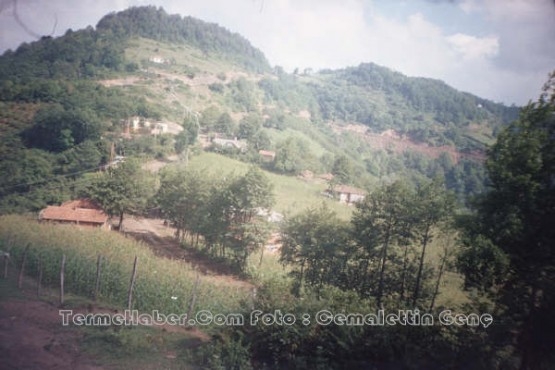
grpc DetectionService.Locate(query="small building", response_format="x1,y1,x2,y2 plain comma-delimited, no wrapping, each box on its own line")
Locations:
130,116,141,131
38,199,110,229
198,134,212,149
212,137,247,152
151,122,168,136
259,150,276,162
149,56,167,64
123,117,154,133
101,155,125,171
327,185,366,205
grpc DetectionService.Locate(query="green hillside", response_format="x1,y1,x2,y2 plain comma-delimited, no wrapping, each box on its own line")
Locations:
2,6,553,369
0,5,520,214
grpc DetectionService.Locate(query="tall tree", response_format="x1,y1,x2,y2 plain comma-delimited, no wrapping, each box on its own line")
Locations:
332,154,355,184
157,167,209,242
411,178,455,306
280,204,351,296
174,116,199,155
86,159,157,228
351,180,412,305
226,167,275,270
461,72,555,369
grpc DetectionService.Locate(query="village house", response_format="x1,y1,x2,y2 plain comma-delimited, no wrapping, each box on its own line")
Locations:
130,116,141,131
149,55,168,64
122,116,154,134
258,150,276,162
212,137,248,152
151,122,168,136
327,185,366,205
38,199,110,229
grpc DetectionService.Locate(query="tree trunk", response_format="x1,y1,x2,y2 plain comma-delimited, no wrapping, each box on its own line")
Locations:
297,259,306,296
399,243,410,301
18,244,30,289
60,254,66,306
258,245,265,267
412,225,430,307
118,212,124,231
37,257,43,297
93,255,102,301
429,247,447,311
377,228,391,308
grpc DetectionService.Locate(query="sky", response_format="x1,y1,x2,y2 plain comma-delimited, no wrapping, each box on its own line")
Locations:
0,0,554,105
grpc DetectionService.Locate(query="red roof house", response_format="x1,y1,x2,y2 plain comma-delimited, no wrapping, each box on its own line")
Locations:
38,199,110,229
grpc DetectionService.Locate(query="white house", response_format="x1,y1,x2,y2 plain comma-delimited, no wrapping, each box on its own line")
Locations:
326,185,366,205
212,137,247,152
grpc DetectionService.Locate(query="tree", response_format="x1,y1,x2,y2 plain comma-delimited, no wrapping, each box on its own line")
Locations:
332,154,355,184
280,204,351,296
199,105,221,131
250,130,271,152
456,233,509,291
238,113,263,140
214,112,237,136
86,159,157,228
460,72,555,369
351,180,413,305
411,178,455,306
175,116,199,154
56,140,103,175
273,137,314,174
226,167,275,270
23,106,103,153
157,167,210,243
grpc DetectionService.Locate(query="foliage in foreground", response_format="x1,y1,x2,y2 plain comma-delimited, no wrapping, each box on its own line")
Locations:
458,73,555,369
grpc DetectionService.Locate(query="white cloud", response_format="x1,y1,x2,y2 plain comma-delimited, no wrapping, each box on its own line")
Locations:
447,33,499,60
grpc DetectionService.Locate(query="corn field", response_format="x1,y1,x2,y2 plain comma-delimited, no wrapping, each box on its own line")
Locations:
0,215,249,317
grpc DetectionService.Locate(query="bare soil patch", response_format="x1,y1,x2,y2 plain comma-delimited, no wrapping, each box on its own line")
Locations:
0,298,105,370
98,77,142,87
330,122,485,163
0,279,211,370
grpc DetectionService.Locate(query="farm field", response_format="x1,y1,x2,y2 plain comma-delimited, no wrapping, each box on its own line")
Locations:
0,215,251,317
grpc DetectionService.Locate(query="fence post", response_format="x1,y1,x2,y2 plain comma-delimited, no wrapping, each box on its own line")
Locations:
60,254,66,306
37,256,43,297
2,253,8,279
127,256,138,311
2,236,12,279
17,244,30,289
93,255,102,301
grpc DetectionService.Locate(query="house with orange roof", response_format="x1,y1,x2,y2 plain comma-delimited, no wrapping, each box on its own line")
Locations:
38,199,110,229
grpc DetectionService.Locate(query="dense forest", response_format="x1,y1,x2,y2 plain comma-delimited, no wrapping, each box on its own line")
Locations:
1,5,553,369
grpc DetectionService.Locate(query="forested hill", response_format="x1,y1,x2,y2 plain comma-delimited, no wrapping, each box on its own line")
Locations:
0,5,523,213
338,63,518,125
96,6,270,73
303,63,520,149
0,6,270,81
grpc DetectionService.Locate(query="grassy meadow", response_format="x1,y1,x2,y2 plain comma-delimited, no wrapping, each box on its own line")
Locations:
187,151,354,219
